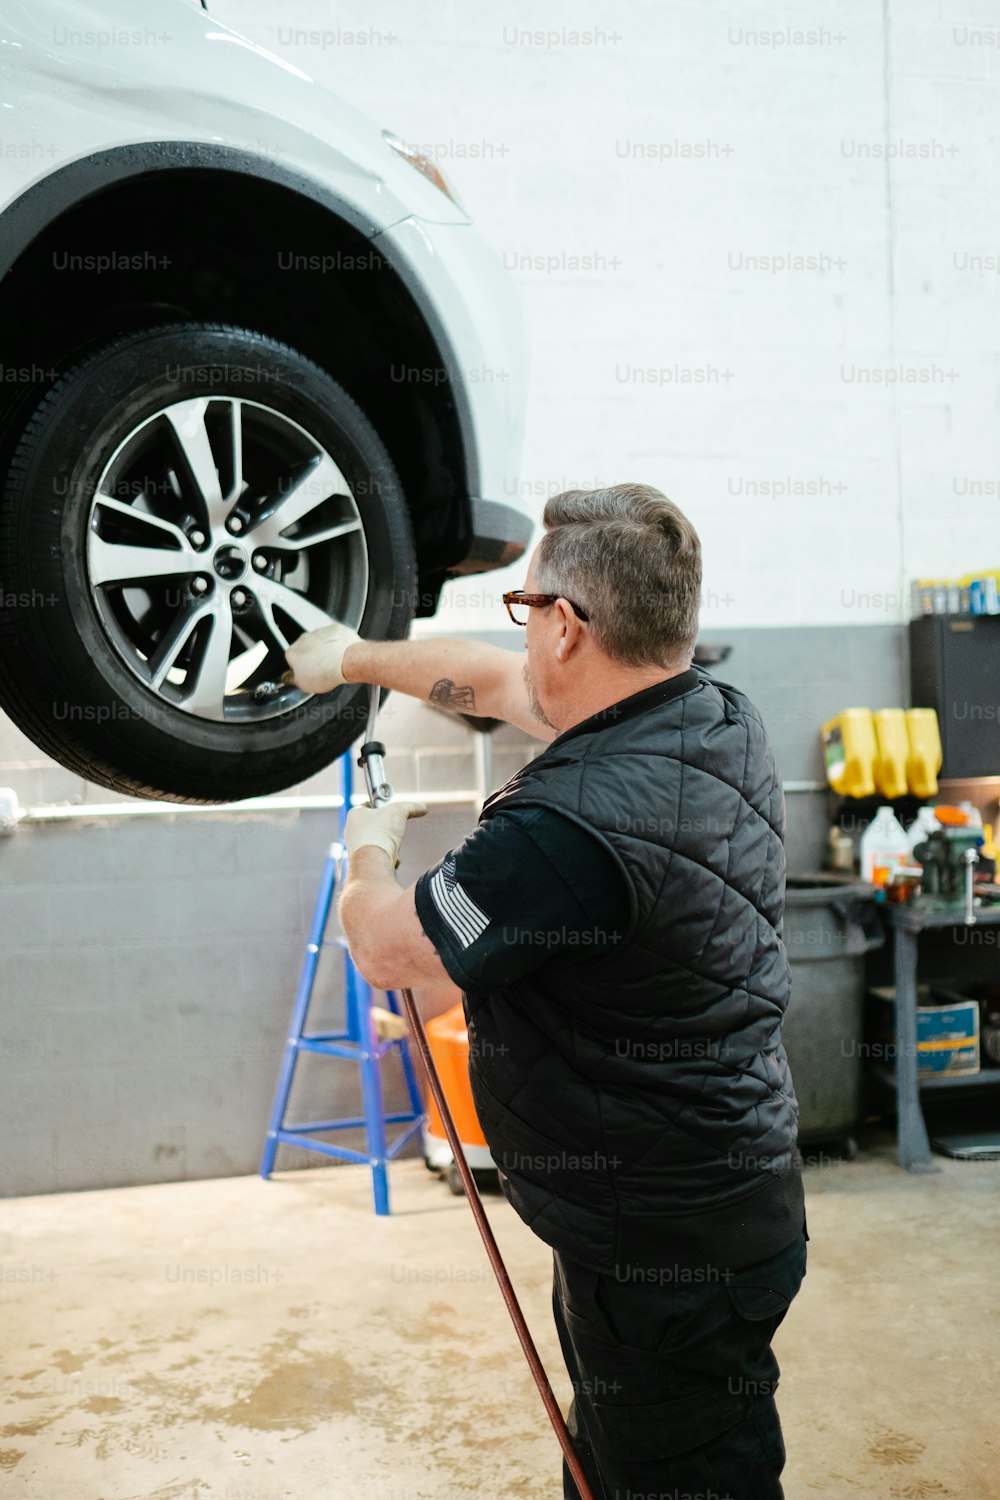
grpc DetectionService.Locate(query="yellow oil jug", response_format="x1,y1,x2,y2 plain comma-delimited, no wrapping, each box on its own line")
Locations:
821,709,877,798
905,709,942,798
873,709,910,799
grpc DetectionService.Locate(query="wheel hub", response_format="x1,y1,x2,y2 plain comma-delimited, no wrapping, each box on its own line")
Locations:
212,542,248,582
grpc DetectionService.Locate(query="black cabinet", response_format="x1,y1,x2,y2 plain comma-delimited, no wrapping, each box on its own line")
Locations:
909,615,1000,779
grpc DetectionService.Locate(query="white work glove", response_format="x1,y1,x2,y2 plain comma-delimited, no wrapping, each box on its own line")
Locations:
283,620,361,693
344,800,428,868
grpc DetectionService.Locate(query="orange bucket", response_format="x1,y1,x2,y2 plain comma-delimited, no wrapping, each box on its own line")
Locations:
422,1003,494,1173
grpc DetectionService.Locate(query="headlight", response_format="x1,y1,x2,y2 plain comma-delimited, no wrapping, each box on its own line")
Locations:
382,129,466,210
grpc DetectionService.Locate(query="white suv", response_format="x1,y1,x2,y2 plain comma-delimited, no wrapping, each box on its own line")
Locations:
0,0,529,801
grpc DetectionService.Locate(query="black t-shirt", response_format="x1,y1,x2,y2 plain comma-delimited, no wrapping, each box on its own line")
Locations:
414,805,631,992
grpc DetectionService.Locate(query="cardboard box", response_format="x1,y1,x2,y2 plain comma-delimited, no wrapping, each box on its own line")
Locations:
868,985,980,1078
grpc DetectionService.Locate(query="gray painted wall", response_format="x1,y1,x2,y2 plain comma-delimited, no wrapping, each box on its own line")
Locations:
4,622,998,1197
696,622,909,871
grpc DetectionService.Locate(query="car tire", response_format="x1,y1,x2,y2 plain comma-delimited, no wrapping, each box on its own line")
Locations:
0,323,416,803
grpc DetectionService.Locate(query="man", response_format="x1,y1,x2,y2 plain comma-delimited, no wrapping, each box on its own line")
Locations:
285,483,807,1500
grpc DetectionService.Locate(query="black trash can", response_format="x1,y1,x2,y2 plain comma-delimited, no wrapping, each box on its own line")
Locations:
781,875,882,1150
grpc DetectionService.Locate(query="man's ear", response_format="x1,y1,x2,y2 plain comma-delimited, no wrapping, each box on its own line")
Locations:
554,599,584,662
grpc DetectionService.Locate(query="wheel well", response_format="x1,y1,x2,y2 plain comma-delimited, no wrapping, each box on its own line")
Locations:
0,168,472,613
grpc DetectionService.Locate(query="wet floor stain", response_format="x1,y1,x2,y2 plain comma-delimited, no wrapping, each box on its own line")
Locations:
137,1329,196,1347
892,1481,950,1499
49,1349,87,1374
868,1428,925,1467
0,1448,25,1471
58,1422,167,1465
396,1299,464,1344
127,1374,208,1428
0,1414,58,1437
200,1351,381,1432
78,1396,125,1415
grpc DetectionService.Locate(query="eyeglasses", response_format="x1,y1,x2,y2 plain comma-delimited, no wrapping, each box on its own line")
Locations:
502,590,590,627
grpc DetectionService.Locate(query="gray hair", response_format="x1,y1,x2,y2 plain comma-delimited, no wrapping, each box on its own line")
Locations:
535,483,702,668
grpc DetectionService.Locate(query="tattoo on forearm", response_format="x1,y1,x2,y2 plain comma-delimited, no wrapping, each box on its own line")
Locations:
430,678,477,713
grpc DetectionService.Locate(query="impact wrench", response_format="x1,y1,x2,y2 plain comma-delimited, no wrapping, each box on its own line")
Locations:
356,682,597,1500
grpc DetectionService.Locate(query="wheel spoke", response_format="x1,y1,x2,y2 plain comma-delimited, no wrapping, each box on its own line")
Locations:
164,398,229,531
183,601,235,720
252,575,340,650
249,453,350,547
89,535,199,587
266,518,363,553
228,399,245,504
146,600,215,690
93,493,191,549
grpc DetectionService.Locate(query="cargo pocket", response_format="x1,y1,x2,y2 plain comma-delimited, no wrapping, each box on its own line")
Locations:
722,1232,805,1474
725,1232,807,1326
554,1257,667,1413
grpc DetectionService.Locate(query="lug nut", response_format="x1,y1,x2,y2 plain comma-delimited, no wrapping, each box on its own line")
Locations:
252,552,268,572
191,575,210,596
189,528,206,548
231,588,249,609
228,515,245,534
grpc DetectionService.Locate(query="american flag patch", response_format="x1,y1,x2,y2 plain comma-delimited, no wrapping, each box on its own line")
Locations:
429,855,490,949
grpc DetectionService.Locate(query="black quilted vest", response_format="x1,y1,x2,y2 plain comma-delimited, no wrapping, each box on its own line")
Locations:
465,666,804,1276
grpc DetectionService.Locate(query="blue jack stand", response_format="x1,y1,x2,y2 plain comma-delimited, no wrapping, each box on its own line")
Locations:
259,752,426,1214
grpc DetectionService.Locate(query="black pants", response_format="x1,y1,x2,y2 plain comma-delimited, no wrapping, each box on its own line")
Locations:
553,1230,807,1500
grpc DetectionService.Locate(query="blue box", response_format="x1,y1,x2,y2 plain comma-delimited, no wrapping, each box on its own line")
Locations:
868,986,980,1078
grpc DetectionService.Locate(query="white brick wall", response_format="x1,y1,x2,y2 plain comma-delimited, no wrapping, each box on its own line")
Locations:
205,0,1000,631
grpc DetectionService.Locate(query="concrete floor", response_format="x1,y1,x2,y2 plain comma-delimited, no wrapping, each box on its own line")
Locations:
2,1130,998,1500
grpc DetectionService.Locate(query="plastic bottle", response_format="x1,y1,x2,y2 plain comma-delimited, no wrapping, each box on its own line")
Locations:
907,805,940,857
821,709,877,799
873,709,909,799
912,579,935,617
861,806,911,886
968,573,1000,615
957,800,983,830
827,825,855,873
